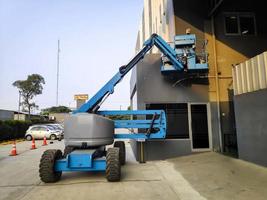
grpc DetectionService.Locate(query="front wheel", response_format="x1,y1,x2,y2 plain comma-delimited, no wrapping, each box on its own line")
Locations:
106,147,121,182
39,149,62,183
25,135,32,141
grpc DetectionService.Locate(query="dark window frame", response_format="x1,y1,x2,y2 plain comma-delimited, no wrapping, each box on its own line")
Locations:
224,12,257,36
146,103,190,139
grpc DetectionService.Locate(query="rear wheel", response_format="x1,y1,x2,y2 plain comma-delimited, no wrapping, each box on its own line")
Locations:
50,134,57,140
106,147,121,182
114,141,126,165
39,149,62,183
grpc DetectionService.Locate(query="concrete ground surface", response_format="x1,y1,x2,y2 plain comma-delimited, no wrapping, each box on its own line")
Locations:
0,140,267,200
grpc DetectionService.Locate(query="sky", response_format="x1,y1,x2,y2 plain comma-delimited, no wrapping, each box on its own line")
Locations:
0,0,143,112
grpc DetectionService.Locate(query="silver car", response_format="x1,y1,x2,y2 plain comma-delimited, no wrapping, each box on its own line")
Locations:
46,124,64,138
25,125,62,141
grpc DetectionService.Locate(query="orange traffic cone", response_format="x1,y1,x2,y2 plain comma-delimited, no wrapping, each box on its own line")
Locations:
31,137,37,150
42,136,47,146
9,141,17,156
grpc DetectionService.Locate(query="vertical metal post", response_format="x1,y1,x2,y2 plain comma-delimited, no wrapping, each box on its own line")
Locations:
56,39,60,106
211,16,223,152
140,141,145,163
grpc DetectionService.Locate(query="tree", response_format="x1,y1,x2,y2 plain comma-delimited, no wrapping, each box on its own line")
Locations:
13,74,45,119
41,106,71,115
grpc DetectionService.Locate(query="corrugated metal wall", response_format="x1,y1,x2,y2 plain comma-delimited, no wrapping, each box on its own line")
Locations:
233,51,267,95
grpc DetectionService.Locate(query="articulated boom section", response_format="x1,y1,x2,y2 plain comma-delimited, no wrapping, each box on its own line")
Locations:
75,34,186,114
98,110,167,140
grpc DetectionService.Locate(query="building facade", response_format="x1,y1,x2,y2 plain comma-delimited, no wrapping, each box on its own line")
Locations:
130,0,267,162
0,109,14,121
233,52,267,167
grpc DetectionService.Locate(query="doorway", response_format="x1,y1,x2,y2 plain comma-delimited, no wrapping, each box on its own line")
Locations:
189,104,211,151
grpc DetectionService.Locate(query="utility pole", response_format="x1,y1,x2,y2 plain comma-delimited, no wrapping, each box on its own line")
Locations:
56,39,60,106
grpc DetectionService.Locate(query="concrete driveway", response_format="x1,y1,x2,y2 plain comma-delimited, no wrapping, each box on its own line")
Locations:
0,140,267,200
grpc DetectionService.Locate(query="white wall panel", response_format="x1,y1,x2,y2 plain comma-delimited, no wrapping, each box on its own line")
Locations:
233,51,267,95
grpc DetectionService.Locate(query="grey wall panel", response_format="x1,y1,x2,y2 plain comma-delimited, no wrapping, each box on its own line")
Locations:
129,139,140,161
136,54,209,105
210,102,221,152
130,139,192,162
234,88,267,167
144,139,192,160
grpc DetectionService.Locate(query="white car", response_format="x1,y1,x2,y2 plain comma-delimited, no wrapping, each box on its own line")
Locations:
25,125,62,141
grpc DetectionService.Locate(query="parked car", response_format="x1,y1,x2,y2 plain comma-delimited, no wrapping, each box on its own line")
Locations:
46,123,63,131
25,125,62,141
46,124,64,138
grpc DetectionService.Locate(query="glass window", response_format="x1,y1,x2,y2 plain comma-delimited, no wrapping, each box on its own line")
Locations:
31,127,39,131
240,16,255,35
146,103,189,139
39,127,47,131
224,13,256,36
47,125,55,130
225,15,239,34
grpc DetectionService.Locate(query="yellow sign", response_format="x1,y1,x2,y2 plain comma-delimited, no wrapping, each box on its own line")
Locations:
74,94,88,100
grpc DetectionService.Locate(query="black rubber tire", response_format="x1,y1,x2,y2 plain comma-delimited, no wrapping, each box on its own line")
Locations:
50,134,57,140
63,146,75,158
39,149,63,183
114,141,126,165
25,135,32,141
106,147,121,182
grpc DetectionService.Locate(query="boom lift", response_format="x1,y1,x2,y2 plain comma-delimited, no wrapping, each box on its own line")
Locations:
39,34,208,183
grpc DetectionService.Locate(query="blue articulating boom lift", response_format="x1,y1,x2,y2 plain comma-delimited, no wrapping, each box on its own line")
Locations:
39,33,208,183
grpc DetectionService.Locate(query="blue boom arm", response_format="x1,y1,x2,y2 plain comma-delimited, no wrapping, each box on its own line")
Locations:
74,34,184,114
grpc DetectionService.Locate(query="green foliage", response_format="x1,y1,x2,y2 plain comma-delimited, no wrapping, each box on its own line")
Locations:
0,119,50,141
12,74,45,117
107,105,132,121
0,120,31,141
41,106,71,115
107,115,130,121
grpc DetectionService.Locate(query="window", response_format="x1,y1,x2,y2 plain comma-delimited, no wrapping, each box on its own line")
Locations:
146,103,189,139
240,16,255,35
31,127,39,131
47,125,55,130
39,127,47,131
224,13,256,36
225,15,239,34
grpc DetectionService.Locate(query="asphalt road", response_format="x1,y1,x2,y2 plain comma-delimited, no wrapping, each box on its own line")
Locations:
0,140,267,200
